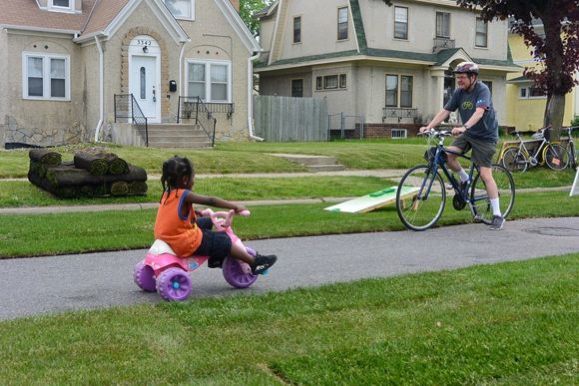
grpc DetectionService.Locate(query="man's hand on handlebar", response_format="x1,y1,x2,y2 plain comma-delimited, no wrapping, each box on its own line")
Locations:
451,126,467,136
419,126,432,135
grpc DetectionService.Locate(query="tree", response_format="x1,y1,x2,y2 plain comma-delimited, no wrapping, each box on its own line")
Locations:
239,0,273,36
456,0,579,137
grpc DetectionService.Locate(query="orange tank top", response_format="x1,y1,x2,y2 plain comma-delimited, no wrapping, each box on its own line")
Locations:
154,189,202,257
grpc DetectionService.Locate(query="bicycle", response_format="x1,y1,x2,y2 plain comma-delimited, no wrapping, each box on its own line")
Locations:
501,127,569,172
562,126,578,170
395,130,515,231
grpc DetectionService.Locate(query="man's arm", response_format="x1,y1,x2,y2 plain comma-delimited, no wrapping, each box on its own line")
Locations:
451,107,485,136
420,109,451,133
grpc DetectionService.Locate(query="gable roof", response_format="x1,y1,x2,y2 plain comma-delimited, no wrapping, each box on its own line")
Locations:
76,0,189,43
0,0,96,33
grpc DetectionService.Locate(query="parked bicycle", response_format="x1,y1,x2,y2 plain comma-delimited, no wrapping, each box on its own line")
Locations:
395,129,515,231
501,127,569,172
562,126,578,170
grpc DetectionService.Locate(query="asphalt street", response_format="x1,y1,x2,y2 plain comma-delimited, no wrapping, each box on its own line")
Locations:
1,217,578,321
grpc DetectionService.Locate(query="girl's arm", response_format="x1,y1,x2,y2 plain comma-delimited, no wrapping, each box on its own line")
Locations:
188,192,247,212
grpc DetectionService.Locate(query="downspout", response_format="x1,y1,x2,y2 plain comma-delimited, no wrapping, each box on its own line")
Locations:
178,41,186,97
248,51,263,141
94,36,104,142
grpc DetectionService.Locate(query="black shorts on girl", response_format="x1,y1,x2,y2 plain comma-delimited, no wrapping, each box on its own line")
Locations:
193,217,232,268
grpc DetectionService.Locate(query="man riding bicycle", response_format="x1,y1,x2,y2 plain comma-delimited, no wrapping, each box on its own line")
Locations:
419,61,505,230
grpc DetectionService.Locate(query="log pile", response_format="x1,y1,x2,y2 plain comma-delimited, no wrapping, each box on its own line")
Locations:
28,149,147,198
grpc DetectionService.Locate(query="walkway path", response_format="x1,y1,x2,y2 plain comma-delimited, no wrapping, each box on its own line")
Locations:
1,217,577,321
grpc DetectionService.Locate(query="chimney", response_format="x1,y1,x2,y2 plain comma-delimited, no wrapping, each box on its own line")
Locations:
229,0,240,11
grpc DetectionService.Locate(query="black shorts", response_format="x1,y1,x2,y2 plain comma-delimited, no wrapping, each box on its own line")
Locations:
451,135,497,168
193,217,232,268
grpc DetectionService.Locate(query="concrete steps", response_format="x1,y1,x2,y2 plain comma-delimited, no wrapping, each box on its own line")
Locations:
141,124,212,149
270,153,346,172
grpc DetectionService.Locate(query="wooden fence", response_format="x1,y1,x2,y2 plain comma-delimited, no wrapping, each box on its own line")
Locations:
253,95,328,141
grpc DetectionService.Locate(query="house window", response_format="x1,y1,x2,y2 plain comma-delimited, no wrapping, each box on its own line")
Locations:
293,16,302,43
316,76,323,90
482,80,493,95
519,86,546,99
187,60,231,102
291,79,304,97
385,75,398,107
394,6,408,39
324,75,339,89
52,0,71,8
400,75,413,107
391,128,408,139
436,12,450,38
165,0,194,20
339,74,347,88
475,17,488,47
386,74,413,108
23,53,70,100
337,7,349,40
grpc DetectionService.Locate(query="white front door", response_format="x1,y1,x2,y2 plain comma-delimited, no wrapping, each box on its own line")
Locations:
130,55,159,122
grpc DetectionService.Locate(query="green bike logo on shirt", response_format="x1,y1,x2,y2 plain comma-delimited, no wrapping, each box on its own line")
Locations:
462,101,474,110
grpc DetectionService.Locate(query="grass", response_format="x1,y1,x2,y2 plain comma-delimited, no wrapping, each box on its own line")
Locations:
0,176,397,208
0,255,577,384
1,191,578,258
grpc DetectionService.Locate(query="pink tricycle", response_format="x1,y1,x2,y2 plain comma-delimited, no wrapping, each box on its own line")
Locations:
134,208,260,301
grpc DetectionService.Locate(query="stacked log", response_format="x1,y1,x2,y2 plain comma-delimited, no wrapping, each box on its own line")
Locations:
28,150,147,198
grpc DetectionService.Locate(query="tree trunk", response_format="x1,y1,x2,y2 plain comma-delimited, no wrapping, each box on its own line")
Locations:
547,93,565,140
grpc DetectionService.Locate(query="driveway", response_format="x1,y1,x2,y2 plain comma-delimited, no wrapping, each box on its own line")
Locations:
1,217,578,321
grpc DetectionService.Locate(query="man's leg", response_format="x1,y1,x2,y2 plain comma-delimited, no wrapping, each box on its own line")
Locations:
446,146,470,185
479,166,505,230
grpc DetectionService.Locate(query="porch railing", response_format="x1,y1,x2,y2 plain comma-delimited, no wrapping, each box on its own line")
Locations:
114,94,149,147
177,96,217,146
382,107,419,123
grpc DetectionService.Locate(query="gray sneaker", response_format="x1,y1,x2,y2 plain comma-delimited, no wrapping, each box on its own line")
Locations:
489,215,505,230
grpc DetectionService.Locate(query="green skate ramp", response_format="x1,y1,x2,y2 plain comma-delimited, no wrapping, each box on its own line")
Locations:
324,186,419,213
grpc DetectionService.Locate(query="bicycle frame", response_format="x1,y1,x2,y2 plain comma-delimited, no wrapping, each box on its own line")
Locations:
512,135,548,166
419,135,486,218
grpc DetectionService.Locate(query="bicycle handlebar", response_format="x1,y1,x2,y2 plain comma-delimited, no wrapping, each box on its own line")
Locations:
199,208,250,230
418,129,452,138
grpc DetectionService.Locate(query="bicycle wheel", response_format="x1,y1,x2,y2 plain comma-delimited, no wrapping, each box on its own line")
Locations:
470,164,515,224
568,143,578,169
544,144,569,170
501,147,528,173
396,165,446,231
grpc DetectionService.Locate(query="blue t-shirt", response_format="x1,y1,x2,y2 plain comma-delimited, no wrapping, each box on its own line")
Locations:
444,81,498,142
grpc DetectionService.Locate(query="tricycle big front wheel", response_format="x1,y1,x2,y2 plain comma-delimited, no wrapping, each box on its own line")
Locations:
396,165,446,231
222,247,258,289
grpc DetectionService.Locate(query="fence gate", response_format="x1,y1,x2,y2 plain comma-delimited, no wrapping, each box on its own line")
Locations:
253,95,328,141
328,112,365,139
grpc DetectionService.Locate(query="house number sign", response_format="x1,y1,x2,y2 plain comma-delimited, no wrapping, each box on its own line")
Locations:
137,39,152,46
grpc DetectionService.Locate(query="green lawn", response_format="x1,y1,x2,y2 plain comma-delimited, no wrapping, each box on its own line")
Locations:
0,176,396,208
0,255,577,384
1,191,578,258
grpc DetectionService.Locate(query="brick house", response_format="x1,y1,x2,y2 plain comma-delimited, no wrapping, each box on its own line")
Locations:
0,0,261,148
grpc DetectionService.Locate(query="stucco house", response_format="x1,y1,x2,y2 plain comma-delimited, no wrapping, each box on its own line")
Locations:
0,0,261,148
255,0,519,138
505,21,578,132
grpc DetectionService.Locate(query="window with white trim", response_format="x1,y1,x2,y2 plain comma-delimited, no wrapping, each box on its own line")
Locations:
23,53,70,100
49,0,73,10
394,6,408,39
337,7,349,40
519,85,546,99
187,60,231,103
436,12,450,38
475,17,488,47
165,0,195,20
391,128,407,139
385,74,413,108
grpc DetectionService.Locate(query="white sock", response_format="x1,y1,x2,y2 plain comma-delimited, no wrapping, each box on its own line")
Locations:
490,198,501,217
458,169,469,182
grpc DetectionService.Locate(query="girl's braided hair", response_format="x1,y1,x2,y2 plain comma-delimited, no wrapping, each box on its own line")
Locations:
160,156,194,202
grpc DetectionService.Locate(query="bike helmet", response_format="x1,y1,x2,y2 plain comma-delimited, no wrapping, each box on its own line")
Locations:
453,61,479,75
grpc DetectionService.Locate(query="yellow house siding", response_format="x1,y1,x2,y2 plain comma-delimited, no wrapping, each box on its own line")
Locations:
507,33,576,131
